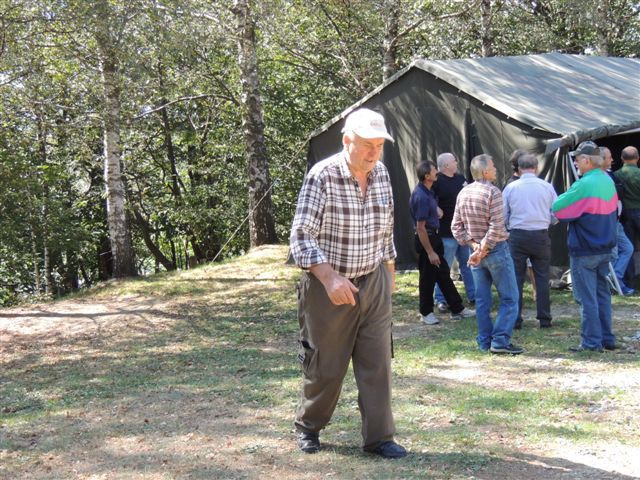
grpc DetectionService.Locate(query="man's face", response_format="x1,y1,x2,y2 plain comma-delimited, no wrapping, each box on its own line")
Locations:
344,134,385,175
428,167,438,183
576,154,594,175
483,159,497,182
603,150,612,169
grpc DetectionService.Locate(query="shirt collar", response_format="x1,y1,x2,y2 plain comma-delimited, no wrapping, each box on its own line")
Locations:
338,150,379,180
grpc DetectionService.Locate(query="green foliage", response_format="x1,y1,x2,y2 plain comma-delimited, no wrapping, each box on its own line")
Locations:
0,0,639,302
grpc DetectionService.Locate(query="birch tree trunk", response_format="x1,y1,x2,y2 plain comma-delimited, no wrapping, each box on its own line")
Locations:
96,20,137,278
480,0,495,57
382,0,400,82
233,0,278,248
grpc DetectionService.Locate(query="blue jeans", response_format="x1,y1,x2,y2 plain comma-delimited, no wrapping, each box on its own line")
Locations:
470,241,519,350
570,253,615,350
612,221,633,290
435,237,476,303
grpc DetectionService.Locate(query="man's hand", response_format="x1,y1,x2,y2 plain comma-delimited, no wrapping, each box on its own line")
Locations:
310,263,359,306
428,250,440,267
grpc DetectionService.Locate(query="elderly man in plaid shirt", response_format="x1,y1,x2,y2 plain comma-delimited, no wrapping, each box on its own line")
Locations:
289,108,406,459
452,154,523,355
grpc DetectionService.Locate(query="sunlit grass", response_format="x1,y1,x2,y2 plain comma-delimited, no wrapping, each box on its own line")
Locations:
2,245,639,478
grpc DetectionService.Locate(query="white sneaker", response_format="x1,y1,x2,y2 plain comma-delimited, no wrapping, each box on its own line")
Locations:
451,307,475,320
437,302,449,313
421,313,440,325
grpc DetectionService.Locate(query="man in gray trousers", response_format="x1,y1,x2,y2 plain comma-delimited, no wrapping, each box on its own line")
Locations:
289,108,406,458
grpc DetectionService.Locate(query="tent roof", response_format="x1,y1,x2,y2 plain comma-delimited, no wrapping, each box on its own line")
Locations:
310,52,640,143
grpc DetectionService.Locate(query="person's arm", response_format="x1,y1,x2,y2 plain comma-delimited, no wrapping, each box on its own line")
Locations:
502,185,512,230
417,220,440,267
451,196,472,246
481,187,505,252
384,260,396,294
289,173,328,268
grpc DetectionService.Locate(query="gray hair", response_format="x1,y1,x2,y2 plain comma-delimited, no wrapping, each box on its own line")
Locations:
436,152,456,170
577,152,604,168
518,154,538,171
470,154,492,181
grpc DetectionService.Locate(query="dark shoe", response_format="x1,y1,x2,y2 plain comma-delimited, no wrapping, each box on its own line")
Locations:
514,320,523,330
569,345,604,353
539,322,552,329
490,344,524,355
603,344,621,351
368,440,407,459
297,431,320,453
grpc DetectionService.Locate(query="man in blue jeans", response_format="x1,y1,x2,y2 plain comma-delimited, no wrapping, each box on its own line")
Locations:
552,141,618,352
452,154,523,355
602,147,634,295
432,153,476,312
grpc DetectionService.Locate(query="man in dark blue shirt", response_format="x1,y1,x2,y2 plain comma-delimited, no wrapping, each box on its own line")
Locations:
409,161,474,325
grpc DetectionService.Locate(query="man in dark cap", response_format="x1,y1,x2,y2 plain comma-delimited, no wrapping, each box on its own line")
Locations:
552,141,618,352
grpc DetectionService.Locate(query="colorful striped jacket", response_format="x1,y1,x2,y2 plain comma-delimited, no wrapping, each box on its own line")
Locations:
552,168,617,257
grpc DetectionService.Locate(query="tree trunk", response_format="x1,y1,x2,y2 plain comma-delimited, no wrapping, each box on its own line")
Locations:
96,25,137,278
132,209,176,271
480,0,494,57
382,0,400,82
43,243,53,296
31,229,41,293
233,0,278,248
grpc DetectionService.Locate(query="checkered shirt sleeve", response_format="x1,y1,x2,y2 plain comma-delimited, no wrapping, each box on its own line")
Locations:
290,153,396,278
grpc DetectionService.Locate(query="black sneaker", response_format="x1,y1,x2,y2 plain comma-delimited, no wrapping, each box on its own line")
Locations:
603,344,621,351
490,344,524,355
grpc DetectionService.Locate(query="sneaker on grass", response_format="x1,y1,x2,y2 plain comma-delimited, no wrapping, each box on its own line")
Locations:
421,313,439,325
451,308,475,320
437,302,449,313
489,344,524,355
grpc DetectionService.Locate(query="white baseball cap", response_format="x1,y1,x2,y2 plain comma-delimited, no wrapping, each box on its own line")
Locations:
342,108,394,142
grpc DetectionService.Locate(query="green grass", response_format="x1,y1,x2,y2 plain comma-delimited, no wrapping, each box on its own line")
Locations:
1,244,639,479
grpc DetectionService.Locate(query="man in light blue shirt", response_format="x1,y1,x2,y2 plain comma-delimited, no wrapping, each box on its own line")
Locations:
503,154,558,329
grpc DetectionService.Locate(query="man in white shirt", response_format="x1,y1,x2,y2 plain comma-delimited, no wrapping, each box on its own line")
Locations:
502,154,558,329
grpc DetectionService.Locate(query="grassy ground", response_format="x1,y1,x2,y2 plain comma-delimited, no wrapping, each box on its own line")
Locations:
1,244,639,479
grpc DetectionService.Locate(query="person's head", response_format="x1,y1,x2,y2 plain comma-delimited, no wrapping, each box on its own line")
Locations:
436,152,458,177
517,154,538,173
621,146,639,165
573,141,603,175
509,149,528,174
341,108,394,175
470,154,496,182
416,161,438,184
601,146,612,169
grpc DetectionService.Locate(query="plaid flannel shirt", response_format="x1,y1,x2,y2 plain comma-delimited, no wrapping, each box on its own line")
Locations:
451,180,509,250
289,151,396,278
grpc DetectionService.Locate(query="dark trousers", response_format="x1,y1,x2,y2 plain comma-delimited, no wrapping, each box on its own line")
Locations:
415,234,464,316
295,264,395,450
508,229,552,327
622,208,640,287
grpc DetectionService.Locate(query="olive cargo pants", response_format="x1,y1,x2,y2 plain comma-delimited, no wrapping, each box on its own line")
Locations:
294,264,396,450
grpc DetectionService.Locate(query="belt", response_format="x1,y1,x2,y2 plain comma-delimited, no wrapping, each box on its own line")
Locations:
348,269,375,287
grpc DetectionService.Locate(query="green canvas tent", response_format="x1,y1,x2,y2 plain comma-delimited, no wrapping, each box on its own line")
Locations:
305,52,640,269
